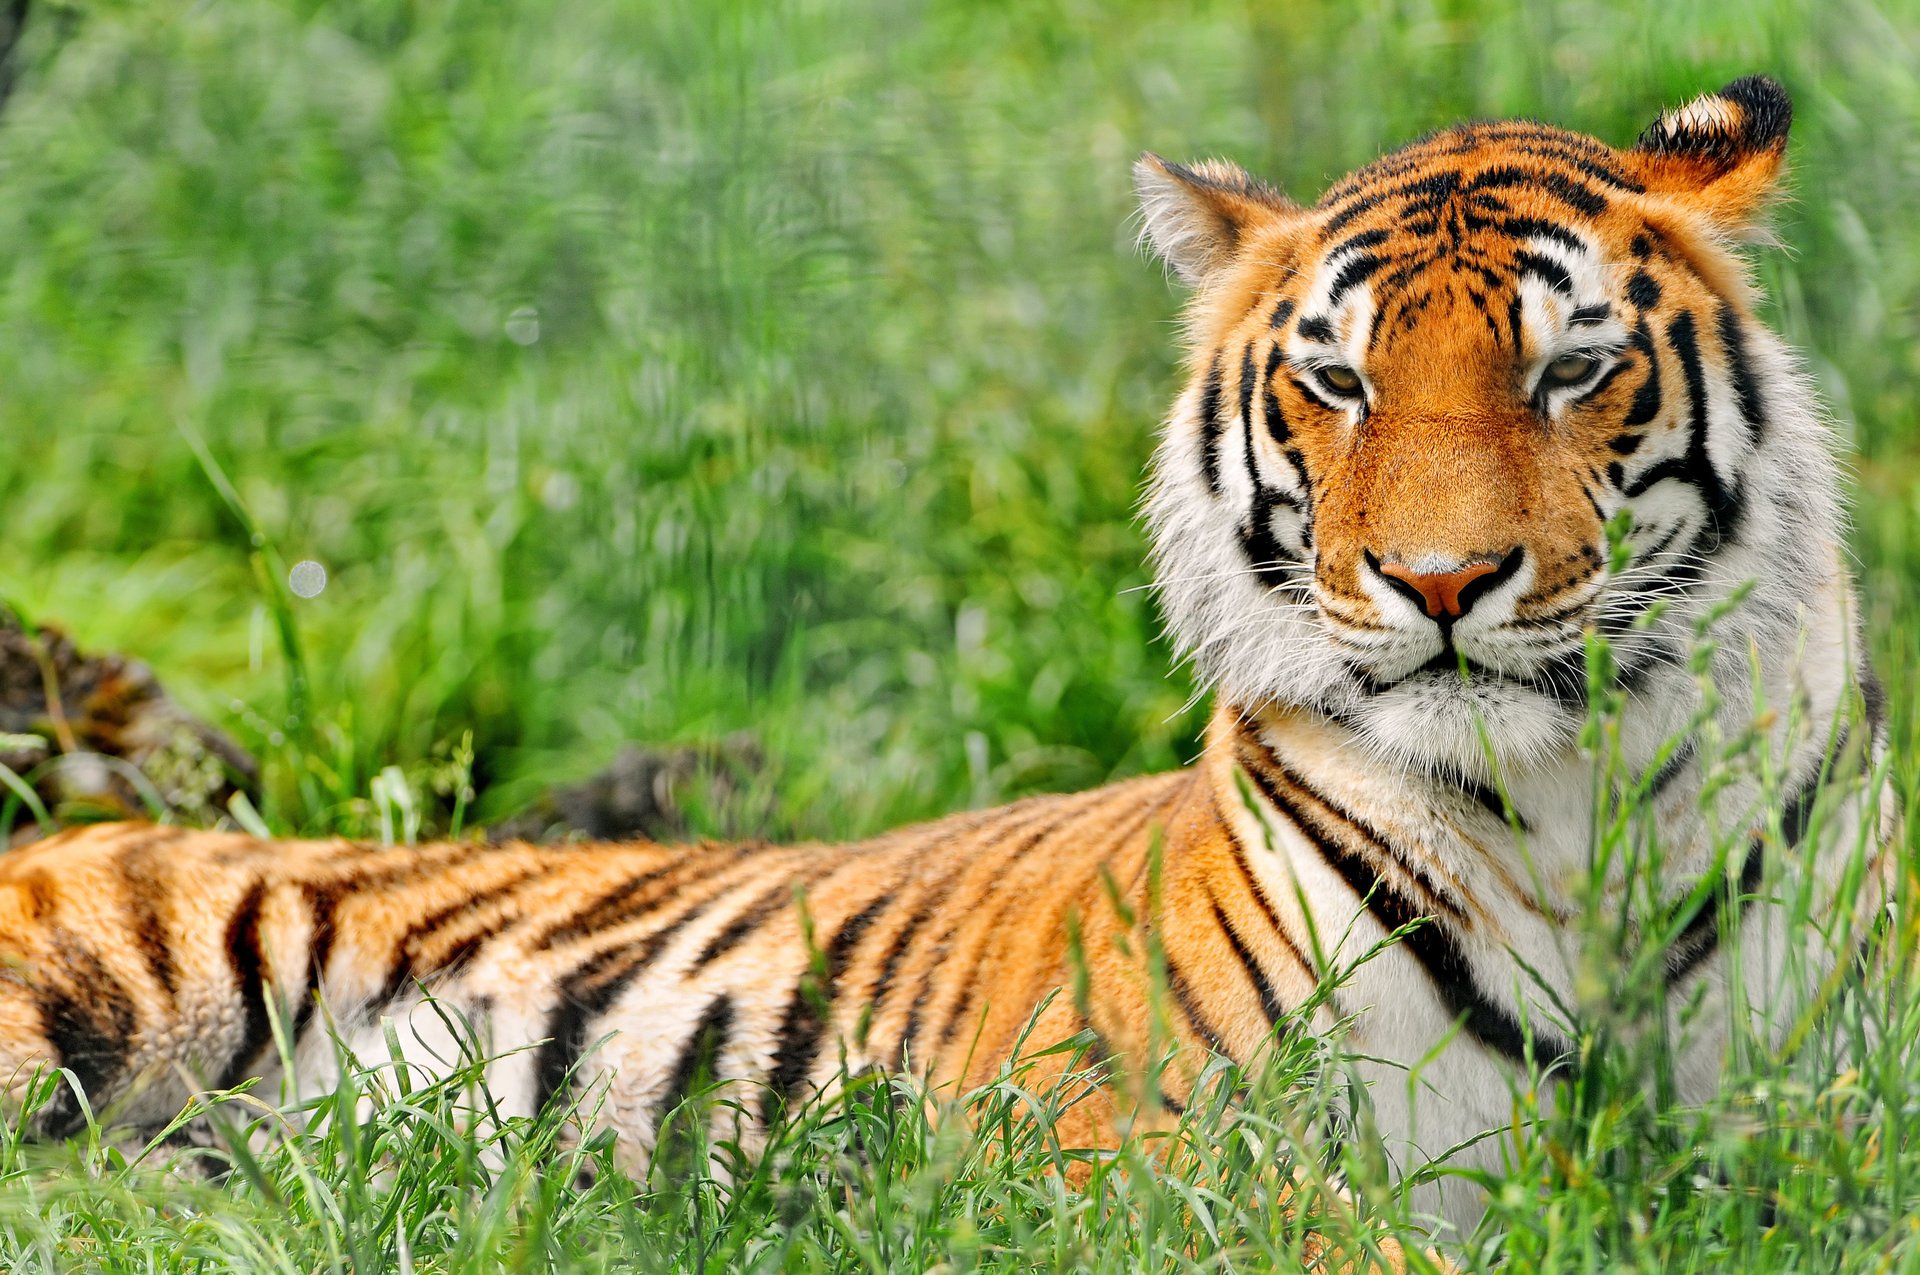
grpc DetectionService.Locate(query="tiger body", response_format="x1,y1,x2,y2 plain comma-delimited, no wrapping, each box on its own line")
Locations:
0,735,1317,1168
0,77,1897,1238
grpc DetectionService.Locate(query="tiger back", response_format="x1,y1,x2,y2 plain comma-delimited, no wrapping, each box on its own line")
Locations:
0,76,1894,1242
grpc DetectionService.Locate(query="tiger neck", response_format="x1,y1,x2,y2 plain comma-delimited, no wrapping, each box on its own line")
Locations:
1201,657,1857,912
1201,703,1588,908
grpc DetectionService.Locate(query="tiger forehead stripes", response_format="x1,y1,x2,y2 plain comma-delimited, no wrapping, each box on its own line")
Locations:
0,77,1893,1246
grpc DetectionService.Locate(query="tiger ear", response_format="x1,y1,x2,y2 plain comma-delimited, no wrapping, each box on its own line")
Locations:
1134,154,1302,287
1627,75,1792,234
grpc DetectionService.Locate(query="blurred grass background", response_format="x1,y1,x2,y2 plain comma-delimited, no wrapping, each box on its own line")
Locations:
0,0,1915,840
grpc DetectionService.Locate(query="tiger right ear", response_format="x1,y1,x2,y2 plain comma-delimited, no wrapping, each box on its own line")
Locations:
1134,154,1302,288
1627,76,1793,235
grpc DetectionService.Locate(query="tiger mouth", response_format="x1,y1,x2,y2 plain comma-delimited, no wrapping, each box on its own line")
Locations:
1351,647,1589,706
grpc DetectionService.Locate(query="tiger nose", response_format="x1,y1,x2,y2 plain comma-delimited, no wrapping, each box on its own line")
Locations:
1366,548,1521,619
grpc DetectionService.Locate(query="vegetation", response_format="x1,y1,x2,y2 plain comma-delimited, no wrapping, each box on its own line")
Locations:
0,0,1916,1269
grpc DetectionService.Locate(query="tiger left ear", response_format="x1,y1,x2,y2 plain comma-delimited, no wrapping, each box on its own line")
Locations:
1134,154,1303,288
1627,75,1792,235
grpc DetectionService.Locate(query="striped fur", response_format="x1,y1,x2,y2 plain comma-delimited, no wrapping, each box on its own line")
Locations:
0,78,1896,1242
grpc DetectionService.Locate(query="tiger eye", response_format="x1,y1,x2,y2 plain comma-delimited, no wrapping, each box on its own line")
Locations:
1545,354,1598,384
1321,365,1363,393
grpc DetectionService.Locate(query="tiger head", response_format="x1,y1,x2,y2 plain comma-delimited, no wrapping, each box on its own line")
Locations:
1138,77,1848,780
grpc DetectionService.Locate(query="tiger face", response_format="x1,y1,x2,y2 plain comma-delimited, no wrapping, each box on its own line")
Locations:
1139,77,1832,779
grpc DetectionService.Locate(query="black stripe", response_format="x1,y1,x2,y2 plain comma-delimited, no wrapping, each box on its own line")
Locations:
1259,344,1289,447
1646,741,1696,799
1325,253,1389,306
1512,249,1572,294
653,995,734,1132
1627,270,1661,310
1213,800,1317,980
1594,522,1689,645
533,987,604,1114
692,879,804,969
1235,343,1257,458
761,894,892,1119
1458,775,1526,829
1625,311,1741,545
291,881,347,1044
1323,228,1392,260
1465,165,1608,216
1162,953,1231,1056
1496,217,1587,255
1254,751,1462,916
381,866,553,1002
1533,646,1592,711
1580,476,1608,523
1296,315,1334,344
1239,344,1306,592
118,843,179,1001
1080,1018,1114,1071
1622,330,1663,426
1862,662,1888,743
1664,736,1837,984
1075,1018,1189,1116
1270,298,1296,330
1466,262,1505,294
1366,292,1391,350
37,936,139,1135
1197,356,1225,493
1288,375,1345,414
533,847,741,952
1715,303,1765,438
868,902,938,1021
1239,754,1573,1069
531,937,687,1114
1208,896,1287,1028
216,883,274,1090
860,800,1044,1025
1383,253,1437,292
1778,747,1833,851
1663,837,1767,984
1669,311,1715,454
531,896,716,1117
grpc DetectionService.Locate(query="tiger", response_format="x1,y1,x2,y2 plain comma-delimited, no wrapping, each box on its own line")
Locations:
0,75,1895,1243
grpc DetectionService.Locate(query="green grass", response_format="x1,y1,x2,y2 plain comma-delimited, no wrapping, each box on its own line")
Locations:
1,0,1918,1269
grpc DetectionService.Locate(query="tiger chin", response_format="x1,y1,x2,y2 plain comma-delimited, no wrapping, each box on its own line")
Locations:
0,75,1894,1248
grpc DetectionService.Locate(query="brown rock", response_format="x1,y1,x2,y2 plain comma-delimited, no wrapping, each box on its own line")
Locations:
0,606,259,844
488,735,764,845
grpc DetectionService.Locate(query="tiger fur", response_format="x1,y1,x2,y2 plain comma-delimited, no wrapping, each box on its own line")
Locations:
0,76,1896,1241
